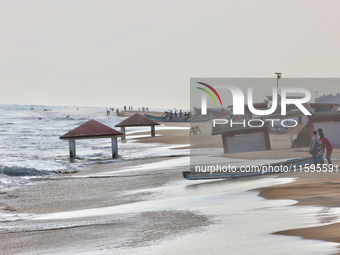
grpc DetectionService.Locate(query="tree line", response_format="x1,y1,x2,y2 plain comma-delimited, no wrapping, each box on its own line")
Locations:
316,93,340,103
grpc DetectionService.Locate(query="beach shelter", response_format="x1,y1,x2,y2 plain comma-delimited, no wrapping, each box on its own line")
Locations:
212,120,271,154
60,119,123,158
308,111,340,148
115,113,160,140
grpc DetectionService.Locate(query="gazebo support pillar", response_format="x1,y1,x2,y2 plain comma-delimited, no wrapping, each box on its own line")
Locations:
111,137,118,158
69,139,76,158
120,127,126,140
151,125,155,137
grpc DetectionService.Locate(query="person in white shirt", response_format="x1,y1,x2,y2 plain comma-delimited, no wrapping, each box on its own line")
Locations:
309,130,319,165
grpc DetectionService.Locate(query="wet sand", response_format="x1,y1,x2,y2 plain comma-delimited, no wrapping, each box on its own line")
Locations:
0,155,209,254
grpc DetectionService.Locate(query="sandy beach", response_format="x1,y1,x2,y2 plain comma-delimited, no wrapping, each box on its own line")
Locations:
1,120,340,254
259,162,340,251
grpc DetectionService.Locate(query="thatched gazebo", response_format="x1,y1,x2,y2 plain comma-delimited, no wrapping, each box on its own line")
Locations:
60,119,123,158
115,113,160,140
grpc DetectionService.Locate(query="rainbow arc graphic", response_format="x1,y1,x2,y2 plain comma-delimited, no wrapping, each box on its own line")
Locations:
196,82,223,106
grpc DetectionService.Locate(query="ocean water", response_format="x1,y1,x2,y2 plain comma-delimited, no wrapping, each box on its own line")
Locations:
0,104,186,191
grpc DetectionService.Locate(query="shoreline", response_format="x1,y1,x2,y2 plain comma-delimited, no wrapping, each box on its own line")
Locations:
1,121,340,254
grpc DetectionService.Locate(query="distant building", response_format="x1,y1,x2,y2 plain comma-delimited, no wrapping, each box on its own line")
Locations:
308,111,340,148
310,103,340,112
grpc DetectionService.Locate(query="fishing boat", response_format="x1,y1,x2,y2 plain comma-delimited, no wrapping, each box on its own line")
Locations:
144,114,188,122
144,114,165,121
193,107,230,117
182,155,323,180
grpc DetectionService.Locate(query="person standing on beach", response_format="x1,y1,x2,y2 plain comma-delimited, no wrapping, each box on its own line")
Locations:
309,130,319,165
317,128,325,164
319,132,333,165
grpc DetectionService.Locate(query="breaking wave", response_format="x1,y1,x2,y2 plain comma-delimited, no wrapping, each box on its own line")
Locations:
0,165,54,176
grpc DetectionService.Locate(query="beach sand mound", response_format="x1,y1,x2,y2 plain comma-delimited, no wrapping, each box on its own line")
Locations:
289,124,306,135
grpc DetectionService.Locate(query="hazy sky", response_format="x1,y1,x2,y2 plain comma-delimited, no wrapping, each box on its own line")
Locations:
1,0,339,109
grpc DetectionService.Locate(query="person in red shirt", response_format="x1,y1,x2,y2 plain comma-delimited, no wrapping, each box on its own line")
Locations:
319,133,333,164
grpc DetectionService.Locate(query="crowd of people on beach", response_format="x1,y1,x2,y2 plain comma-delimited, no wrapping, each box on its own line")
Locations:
165,110,191,119
123,105,149,111
106,106,152,116
106,106,192,118
106,108,124,116
106,106,191,119
309,128,333,166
